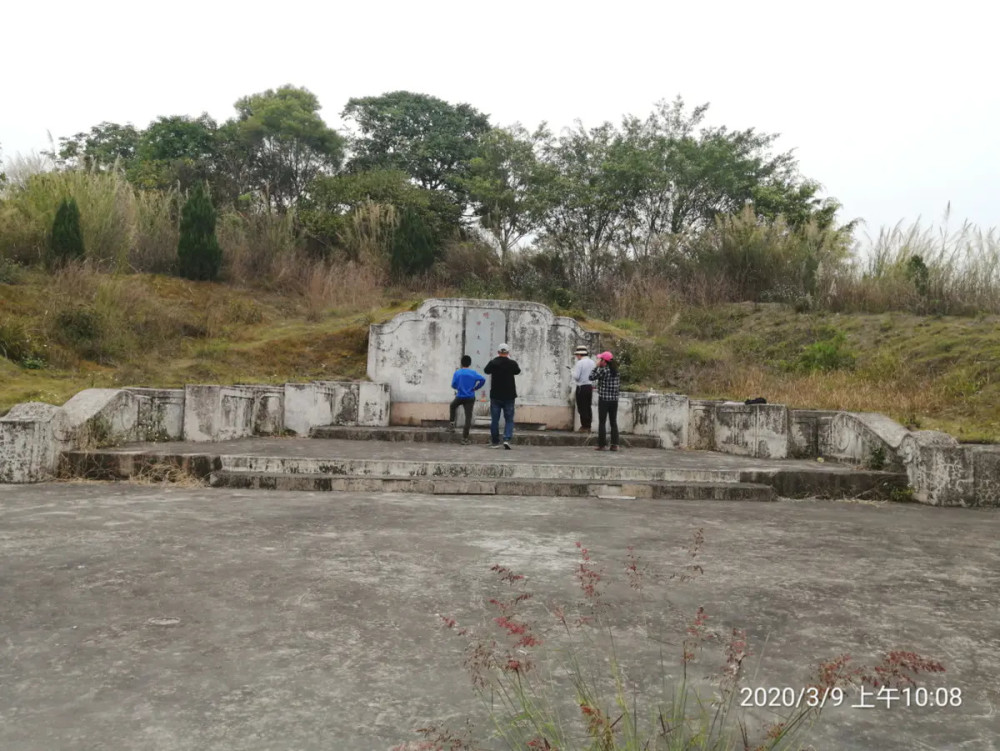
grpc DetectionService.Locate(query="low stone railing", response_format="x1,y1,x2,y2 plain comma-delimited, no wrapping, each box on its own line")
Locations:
0,381,389,483
622,392,997,507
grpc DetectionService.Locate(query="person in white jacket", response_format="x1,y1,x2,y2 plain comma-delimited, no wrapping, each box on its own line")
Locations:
571,345,596,432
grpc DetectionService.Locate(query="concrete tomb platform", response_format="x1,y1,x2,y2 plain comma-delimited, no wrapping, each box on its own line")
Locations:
60,434,907,501
0,483,997,750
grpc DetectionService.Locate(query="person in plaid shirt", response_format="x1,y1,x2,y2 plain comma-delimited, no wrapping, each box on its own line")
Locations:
589,350,621,451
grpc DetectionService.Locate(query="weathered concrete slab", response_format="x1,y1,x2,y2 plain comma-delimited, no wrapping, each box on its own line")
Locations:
788,409,838,458
125,388,185,441
238,384,285,436
183,385,259,442
283,381,389,436
357,381,390,426
0,484,996,750
309,425,662,448
630,392,690,449
688,399,719,450
715,403,790,459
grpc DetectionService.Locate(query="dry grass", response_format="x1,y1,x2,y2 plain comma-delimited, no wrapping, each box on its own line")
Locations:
218,211,300,285
831,214,1000,315
605,274,683,333
298,259,386,321
700,365,945,426
129,460,207,486
341,200,396,266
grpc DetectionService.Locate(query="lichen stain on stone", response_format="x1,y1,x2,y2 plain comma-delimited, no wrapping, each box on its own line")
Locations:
336,388,359,425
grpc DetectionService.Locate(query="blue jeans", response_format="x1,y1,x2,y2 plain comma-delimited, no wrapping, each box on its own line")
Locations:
490,398,515,443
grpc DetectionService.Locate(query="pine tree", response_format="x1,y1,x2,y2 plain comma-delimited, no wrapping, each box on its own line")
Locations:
177,182,222,281
390,207,437,279
49,197,85,267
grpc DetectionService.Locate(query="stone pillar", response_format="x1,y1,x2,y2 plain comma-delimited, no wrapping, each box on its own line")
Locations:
688,400,718,451
0,403,70,483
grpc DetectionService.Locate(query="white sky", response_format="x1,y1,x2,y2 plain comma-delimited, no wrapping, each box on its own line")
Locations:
3,0,997,235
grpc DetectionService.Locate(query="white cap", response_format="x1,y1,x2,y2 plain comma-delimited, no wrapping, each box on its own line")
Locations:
497,343,510,353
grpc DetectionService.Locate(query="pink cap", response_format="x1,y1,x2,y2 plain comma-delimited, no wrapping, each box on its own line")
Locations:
598,351,613,361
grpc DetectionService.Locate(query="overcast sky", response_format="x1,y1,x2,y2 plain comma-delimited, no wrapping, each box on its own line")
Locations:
3,0,997,236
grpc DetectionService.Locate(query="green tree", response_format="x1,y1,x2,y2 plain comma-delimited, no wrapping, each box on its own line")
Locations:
50,122,141,171
231,85,345,212
210,119,256,209
342,91,491,193
130,114,218,191
538,121,634,285
463,124,557,262
177,182,222,280
48,197,85,266
618,97,842,251
301,169,461,259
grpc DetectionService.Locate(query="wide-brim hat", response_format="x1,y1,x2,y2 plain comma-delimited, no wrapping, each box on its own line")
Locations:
574,346,589,356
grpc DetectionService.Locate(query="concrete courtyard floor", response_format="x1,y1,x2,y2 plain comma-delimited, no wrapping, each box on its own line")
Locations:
0,482,998,750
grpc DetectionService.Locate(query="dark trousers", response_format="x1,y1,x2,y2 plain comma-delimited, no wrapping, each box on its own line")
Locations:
575,385,593,428
597,399,619,448
490,398,515,443
449,397,476,439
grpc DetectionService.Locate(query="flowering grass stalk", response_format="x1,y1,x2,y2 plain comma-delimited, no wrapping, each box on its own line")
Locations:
398,532,945,751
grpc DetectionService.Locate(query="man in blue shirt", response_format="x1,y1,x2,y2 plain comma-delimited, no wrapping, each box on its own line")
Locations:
450,355,486,443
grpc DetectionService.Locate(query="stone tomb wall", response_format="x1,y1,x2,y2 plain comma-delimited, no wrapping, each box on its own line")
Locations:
368,299,599,429
0,381,389,482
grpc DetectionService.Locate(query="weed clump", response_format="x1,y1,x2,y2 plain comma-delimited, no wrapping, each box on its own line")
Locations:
0,319,44,365
794,329,856,373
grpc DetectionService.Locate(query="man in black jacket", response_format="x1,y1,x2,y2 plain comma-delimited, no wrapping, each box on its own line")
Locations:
484,342,521,449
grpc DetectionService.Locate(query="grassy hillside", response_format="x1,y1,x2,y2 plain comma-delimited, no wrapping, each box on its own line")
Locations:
2,268,998,442
622,305,1000,442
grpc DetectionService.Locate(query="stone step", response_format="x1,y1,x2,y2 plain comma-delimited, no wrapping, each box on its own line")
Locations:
208,470,776,501
421,419,549,431
215,455,746,484
309,425,662,448
59,447,908,501
61,450,740,484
